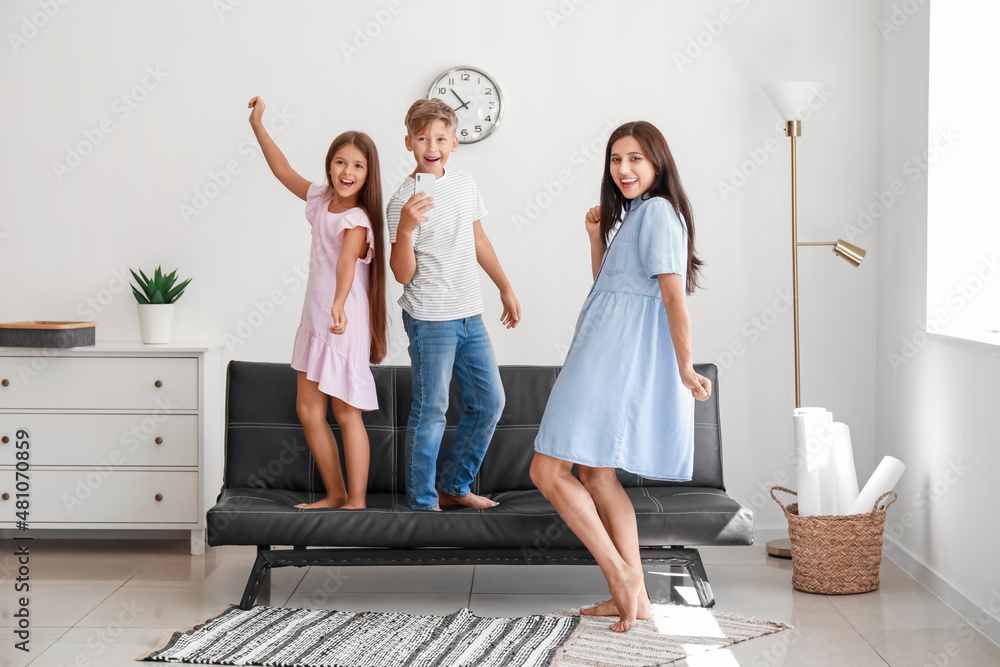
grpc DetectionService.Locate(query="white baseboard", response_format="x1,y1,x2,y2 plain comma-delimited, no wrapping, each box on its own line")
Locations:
883,536,1000,648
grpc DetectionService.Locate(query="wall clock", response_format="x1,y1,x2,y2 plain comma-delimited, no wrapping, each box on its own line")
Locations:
427,66,503,144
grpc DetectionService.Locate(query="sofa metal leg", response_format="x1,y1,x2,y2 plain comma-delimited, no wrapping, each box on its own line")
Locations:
683,549,715,608
239,547,272,610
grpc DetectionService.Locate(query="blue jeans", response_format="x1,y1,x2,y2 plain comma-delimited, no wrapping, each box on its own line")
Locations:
402,311,505,510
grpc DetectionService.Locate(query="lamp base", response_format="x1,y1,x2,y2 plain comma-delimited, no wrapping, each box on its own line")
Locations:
766,538,792,559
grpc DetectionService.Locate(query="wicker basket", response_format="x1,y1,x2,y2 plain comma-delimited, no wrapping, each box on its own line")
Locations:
770,486,897,595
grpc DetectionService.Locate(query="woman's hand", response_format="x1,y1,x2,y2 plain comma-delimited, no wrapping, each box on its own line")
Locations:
248,96,265,126
681,368,712,401
585,205,601,240
330,303,347,335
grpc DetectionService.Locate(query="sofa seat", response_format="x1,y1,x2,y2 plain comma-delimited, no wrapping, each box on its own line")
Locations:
208,486,752,550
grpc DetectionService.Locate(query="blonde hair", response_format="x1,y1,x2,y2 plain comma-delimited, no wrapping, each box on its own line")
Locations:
404,98,457,136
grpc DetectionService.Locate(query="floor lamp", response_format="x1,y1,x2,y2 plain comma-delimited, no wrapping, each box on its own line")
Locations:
760,82,867,559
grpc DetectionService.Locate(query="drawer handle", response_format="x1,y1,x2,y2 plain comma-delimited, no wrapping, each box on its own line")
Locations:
154,380,163,388
1,436,8,444
1,379,8,387
155,437,163,445
1,493,8,501
155,494,163,502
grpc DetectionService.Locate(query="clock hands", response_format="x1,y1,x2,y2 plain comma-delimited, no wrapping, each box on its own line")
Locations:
450,88,471,111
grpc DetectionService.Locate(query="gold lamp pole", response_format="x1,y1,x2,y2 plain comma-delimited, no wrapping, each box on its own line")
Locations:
762,83,867,558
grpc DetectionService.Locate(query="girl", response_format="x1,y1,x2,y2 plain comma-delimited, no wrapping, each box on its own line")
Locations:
248,96,387,510
530,121,712,632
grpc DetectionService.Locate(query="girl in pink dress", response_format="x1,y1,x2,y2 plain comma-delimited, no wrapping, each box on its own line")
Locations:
248,96,387,509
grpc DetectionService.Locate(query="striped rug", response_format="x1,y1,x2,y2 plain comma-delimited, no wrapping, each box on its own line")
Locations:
140,605,578,666
139,603,791,666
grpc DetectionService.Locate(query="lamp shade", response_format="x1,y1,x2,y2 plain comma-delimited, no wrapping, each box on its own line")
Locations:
761,81,823,120
833,240,866,267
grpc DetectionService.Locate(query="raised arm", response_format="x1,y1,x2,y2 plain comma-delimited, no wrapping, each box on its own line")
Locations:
658,273,711,401
389,230,417,285
248,96,310,201
473,220,520,328
585,206,606,281
388,193,433,285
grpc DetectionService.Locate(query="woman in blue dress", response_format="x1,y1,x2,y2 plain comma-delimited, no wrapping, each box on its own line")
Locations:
530,121,712,633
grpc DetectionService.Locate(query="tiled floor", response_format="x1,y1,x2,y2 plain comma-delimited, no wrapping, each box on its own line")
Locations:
1,538,999,666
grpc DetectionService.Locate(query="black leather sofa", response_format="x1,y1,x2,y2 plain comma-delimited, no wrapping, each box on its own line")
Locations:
207,361,753,609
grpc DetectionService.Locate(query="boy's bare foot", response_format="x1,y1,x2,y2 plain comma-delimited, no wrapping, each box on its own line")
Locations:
606,566,643,633
295,495,346,509
438,490,499,509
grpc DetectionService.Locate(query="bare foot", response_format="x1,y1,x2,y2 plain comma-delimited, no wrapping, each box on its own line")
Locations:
438,491,499,509
580,589,652,620
295,495,346,509
339,501,367,510
606,567,643,633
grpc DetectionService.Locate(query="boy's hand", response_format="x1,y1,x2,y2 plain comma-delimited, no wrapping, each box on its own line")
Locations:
398,193,433,235
585,205,601,239
330,303,347,335
500,289,521,329
248,96,265,126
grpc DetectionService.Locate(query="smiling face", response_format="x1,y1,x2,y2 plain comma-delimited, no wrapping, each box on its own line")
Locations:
405,118,458,177
609,135,657,199
328,143,368,203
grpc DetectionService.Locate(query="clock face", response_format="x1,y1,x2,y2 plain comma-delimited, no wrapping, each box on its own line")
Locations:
427,66,503,144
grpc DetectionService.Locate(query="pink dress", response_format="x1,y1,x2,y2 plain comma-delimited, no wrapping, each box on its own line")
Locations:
290,182,378,410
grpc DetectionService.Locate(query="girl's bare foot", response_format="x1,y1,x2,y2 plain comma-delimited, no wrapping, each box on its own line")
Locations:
606,566,644,633
339,501,367,509
438,491,499,509
295,495,346,509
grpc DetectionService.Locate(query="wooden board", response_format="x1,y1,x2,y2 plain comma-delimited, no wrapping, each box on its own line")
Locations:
0,321,96,329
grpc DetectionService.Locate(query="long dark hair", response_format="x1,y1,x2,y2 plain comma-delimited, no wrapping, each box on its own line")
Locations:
324,131,387,364
599,121,703,294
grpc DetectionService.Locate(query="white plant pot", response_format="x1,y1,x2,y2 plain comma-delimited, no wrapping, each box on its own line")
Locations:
137,303,175,344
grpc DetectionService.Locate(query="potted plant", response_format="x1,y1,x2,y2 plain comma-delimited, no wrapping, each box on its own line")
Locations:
130,267,192,344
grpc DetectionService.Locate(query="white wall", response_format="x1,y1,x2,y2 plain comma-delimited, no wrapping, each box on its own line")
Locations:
0,0,882,530
877,0,1000,636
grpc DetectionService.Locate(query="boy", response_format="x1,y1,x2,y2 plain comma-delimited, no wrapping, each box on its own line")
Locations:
387,98,520,511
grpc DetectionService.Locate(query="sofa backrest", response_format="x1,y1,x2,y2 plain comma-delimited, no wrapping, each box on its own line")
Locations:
222,362,726,495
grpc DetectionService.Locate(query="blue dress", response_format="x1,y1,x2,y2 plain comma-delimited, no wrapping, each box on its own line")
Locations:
534,194,695,481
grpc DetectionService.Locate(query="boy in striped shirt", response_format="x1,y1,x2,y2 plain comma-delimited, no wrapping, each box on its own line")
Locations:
387,98,521,511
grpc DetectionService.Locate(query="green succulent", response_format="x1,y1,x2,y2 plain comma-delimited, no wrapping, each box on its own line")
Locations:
130,266,192,305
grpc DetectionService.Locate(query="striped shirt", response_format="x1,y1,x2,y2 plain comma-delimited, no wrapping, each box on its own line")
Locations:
387,168,487,321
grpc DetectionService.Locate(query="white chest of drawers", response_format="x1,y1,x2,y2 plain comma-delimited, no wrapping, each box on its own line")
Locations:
0,343,221,555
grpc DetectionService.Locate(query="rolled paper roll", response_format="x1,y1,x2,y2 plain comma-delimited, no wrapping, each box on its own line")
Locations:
847,455,905,515
793,408,833,517
831,422,860,515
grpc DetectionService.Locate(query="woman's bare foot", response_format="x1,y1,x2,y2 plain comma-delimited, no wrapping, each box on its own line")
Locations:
438,491,499,509
580,589,652,620
606,566,644,633
295,495,346,509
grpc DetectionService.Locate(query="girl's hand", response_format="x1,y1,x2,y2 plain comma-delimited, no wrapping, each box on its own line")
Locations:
500,289,521,329
330,303,347,335
585,206,601,239
248,96,265,126
682,369,712,401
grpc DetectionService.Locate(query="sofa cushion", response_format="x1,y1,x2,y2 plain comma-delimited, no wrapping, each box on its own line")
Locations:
206,486,752,550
